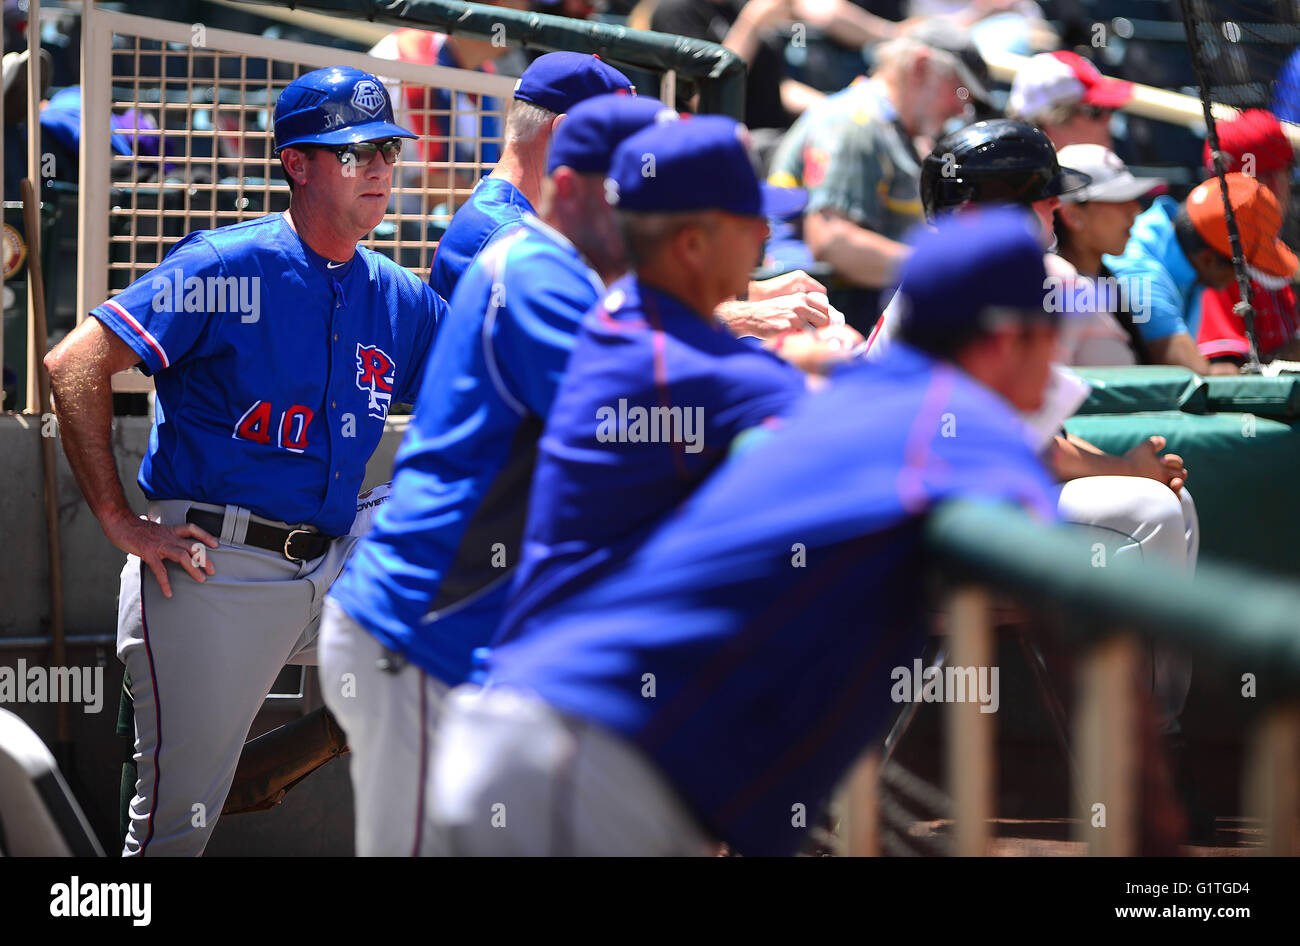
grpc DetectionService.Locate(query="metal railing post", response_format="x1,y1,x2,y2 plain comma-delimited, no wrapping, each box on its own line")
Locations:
78,0,111,328
1072,634,1139,855
836,750,879,857
947,585,994,856
23,0,42,412
1244,702,1300,856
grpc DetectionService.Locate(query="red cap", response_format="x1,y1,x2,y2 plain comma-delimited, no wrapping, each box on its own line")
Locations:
1202,109,1294,175
1051,51,1134,109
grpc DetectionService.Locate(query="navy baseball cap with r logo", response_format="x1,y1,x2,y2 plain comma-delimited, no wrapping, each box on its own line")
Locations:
606,115,806,218
273,66,416,154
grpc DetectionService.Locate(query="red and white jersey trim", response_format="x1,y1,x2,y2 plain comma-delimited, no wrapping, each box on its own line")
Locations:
104,299,171,369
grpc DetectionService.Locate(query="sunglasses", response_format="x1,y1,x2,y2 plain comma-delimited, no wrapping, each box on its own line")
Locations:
310,138,403,166
1077,105,1114,121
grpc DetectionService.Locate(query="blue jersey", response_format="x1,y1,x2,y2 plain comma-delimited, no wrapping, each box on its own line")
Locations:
92,213,445,536
487,341,1060,856
428,177,535,301
329,214,604,684
1103,196,1203,343
497,275,807,639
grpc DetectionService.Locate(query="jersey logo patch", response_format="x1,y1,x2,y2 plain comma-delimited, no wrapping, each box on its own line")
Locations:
351,80,386,117
356,343,396,420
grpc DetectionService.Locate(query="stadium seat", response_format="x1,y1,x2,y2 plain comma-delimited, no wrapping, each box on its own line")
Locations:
0,708,104,856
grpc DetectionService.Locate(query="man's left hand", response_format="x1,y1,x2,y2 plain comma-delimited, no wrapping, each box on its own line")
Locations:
718,291,844,339
747,270,828,303
1124,435,1189,494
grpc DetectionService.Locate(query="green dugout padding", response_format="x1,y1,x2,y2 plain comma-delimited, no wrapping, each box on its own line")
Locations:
1076,366,1300,418
1065,367,1300,580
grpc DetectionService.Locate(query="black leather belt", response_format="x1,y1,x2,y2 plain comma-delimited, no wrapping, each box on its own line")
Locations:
185,508,335,562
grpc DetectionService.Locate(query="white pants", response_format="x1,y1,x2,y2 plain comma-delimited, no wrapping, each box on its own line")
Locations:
428,685,716,856
1058,477,1199,733
318,598,449,856
118,501,361,857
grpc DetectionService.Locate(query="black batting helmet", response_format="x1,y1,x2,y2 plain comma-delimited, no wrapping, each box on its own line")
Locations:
919,119,1091,222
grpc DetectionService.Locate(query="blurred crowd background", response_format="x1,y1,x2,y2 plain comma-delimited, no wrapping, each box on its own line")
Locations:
6,0,1300,394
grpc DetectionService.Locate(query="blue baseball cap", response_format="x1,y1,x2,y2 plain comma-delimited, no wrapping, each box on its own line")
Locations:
548,94,678,175
606,115,806,218
894,207,1057,339
274,66,415,153
512,52,634,115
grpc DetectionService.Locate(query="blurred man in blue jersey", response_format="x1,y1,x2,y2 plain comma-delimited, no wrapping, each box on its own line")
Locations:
427,207,1065,856
319,94,674,855
426,52,635,301
497,116,811,641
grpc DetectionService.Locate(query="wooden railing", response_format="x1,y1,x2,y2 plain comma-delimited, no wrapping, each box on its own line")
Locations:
840,500,1300,856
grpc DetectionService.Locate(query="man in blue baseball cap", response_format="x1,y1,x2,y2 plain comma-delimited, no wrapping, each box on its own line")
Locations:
45,64,446,855
494,115,822,651
424,207,1062,856
428,52,635,300
319,93,674,855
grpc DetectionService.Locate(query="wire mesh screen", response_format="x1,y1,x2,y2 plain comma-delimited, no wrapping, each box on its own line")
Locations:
101,19,513,294
1181,0,1300,113
1177,0,1300,367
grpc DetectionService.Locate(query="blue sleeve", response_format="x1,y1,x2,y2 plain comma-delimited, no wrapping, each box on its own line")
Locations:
708,356,807,445
489,258,600,417
89,233,223,374
1129,269,1189,342
394,281,447,405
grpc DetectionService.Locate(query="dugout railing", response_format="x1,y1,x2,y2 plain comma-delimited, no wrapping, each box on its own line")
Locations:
73,1,742,393
838,500,1300,856
242,0,747,118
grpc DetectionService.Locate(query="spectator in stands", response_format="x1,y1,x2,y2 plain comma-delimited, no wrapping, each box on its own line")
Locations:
368,11,527,210
1053,143,1166,365
778,0,920,94
1104,173,1297,374
3,48,50,200
910,0,1059,58
648,0,827,136
35,86,175,188
766,18,991,333
1008,50,1132,150
1197,109,1300,367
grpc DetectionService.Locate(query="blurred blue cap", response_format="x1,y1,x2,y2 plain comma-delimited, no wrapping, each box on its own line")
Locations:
547,93,676,175
606,115,806,217
894,207,1053,338
513,52,633,115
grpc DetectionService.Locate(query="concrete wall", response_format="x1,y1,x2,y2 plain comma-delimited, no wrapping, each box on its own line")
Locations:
0,411,409,854
0,412,410,637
